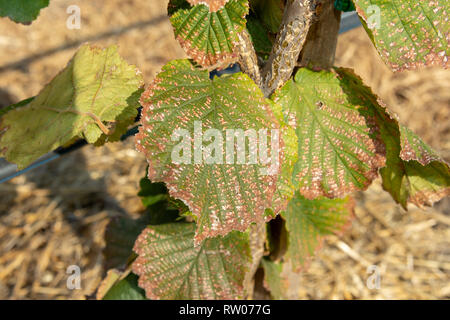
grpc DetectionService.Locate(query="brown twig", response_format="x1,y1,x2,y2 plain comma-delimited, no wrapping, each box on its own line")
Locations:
236,29,262,87
261,0,318,97
298,0,342,69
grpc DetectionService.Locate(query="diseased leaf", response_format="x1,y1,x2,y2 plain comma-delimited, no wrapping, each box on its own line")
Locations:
136,59,292,243
282,192,354,270
272,67,386,199
379,119,450,209
170,0,249,68
0,45,143,169
399,125,443,165
337,68,450,208
265,100,298,218
187,0,230,12
132,222,251,300
353,0,449,71
0,0,49,24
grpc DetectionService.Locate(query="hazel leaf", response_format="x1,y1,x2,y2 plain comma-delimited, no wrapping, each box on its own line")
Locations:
0,44,143,169
136,59,295,244
170,0,249,68
132,222,251,299
353,0,449,71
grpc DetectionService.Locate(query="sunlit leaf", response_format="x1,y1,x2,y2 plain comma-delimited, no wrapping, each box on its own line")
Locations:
170,0,249,68
0,0,49,24
0,45,143,169
337,69,450,208
132,222,251,299
187,0,230,12
0,97,33,117
282,192,354,270
136,59,292,243
353,0,449,71
272,67,386,199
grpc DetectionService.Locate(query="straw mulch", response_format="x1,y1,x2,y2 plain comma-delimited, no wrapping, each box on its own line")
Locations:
0,0,448,299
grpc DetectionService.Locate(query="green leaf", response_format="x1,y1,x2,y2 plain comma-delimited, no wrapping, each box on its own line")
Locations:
168,0,191,16
246,15,273,56
272,67,386,199
379,121,450,209
170,0,249,68
0,44,143,169
336,68,450,208
136,59,293,243
187,0,230,12
0,0,49,24
103,215,151,270
104,178,184,270
132,222,251,299
334,0,355,12
353,0,449,71
0,97,34,117
102,273,146,300
249,0,284,33
282,192,354,270
266,100,298,218
260,258,286,300
399,125,444,165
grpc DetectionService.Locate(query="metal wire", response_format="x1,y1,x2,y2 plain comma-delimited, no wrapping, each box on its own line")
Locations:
0,12,361,184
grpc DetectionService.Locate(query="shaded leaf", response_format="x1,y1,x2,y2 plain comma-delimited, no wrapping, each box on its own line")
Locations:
353,0,449,71
379,120,450,209
136,59,290,243
334,0,355,12
246,15,273,57
0,45,143,169
260,258,286,300
132,222,251,299
0,0,49,24
168,0,191,16
104,179,183,270
282,192,354,270
272,67,386,199
101,272,146,300
170,0,249,68
250,0,284,33
103,215,151,270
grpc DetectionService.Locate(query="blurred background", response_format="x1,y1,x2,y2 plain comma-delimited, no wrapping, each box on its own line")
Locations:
0,0,448,299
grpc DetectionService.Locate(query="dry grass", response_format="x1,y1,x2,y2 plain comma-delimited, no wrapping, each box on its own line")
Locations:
0,1,448,299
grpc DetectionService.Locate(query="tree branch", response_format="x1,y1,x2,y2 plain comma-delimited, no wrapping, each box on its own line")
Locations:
236,29,262,87
261,0,317,97
298,0,341,69
243,221,267,299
